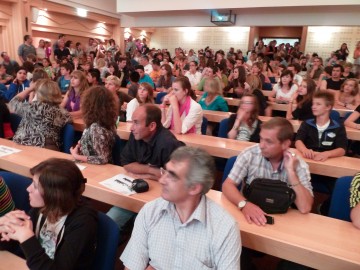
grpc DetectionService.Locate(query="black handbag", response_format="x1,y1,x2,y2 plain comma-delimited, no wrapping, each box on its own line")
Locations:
243,178,296,214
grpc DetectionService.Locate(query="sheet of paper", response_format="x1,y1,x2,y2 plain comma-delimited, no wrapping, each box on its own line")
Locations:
0,145,22,157
75,163,86,171
100,174,136,195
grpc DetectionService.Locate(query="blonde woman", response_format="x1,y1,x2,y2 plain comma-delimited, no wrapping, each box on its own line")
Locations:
335,78,359,110
105,75,133,121
9,79,71,150
198,78,228,112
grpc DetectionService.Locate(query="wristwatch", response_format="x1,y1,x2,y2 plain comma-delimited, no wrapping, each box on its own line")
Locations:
238,200,247,210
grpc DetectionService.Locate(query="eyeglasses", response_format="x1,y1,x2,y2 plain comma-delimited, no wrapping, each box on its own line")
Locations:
160,167,179,182
240,101,254,105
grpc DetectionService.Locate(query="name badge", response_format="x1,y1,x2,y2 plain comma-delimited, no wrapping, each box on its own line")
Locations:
327,132,336,138
322,141,333,146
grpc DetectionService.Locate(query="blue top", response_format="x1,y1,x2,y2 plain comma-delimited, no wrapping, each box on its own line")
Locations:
198,92,229,112
127,74,155,89
2,79,30,102
58,76,71,94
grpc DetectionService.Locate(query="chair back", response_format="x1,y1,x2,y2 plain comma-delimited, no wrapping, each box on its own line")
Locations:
201,117,208,135
330,110,340,122
9,113,22,133
0,172,31,212
92,212,120,270
61,123,75,154
112,134,125,166
218,118,229,138
328,176,352,222
221,156,239,191
155,92,167,104
263,83,273,90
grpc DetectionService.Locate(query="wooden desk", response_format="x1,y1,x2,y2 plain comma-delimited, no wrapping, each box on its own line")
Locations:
200,111,360,141
0,139,359,269
209,193,360,270
269,102,353,117
0,139,160,213
115,122,359,178
0,251,28,270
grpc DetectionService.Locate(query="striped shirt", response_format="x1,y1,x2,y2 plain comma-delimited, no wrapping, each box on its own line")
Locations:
350,173,360,208
121,196,241,270
0,177,15,216
228,144,313,195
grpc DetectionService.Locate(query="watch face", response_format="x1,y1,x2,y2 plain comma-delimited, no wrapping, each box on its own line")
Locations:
238,200,246,208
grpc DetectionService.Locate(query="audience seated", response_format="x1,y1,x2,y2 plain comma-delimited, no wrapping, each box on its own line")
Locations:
104,75,133,122
126,82,154,121
227,94,262,142
2,66,30,102
319,64,345,92
60,70,89,118
344,104,360,129
286,78,316,120
0,158,97,270
161,76,203,134
156,63,175,92
268,70,298,104
350,172,360,229
295,91,347,161
70,85,117,164
107,104,184,234
9,79,71,150
0,177,15,216
0,96,13,138
335,78,359,110
198,77,228,112
184,61,202,89
121,146,241,269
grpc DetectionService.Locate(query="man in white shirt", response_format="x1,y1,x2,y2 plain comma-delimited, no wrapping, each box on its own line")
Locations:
121,146,241,270
140,55,153,75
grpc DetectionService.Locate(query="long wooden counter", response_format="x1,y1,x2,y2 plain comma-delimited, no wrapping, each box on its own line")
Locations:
0,139,359,270
0,251,28,270
112,122,359,178
268,101,353,117
200,111,360,141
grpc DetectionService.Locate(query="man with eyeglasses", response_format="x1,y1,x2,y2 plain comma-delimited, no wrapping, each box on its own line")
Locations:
107,104,184,235
121,146,241,270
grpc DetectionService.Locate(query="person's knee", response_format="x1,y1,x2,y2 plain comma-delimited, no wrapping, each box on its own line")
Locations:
106,206,136,230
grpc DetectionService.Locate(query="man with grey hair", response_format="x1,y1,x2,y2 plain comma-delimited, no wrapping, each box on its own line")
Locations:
121,146,241,270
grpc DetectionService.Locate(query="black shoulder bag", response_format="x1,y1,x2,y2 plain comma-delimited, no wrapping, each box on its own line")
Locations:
243,178,296,214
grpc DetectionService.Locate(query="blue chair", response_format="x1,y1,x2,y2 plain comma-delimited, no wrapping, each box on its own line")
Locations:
330,110,340,122
328,176,352,222
112,134,126,166
9,113,22,134
218,118,229,138
269,77,276,84
0,172,31,212
220,156,238,191
263,83,273,90
155,92,167,104
61,123,75,154
201,117,208,135
92,212,120,270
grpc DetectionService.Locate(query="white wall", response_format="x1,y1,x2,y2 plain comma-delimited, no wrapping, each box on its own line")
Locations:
149,26,360,63
305,26,360,62
150,27,250,55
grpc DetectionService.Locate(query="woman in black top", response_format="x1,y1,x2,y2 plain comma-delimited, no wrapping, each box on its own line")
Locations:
286,78,316,121
0,158,97,270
